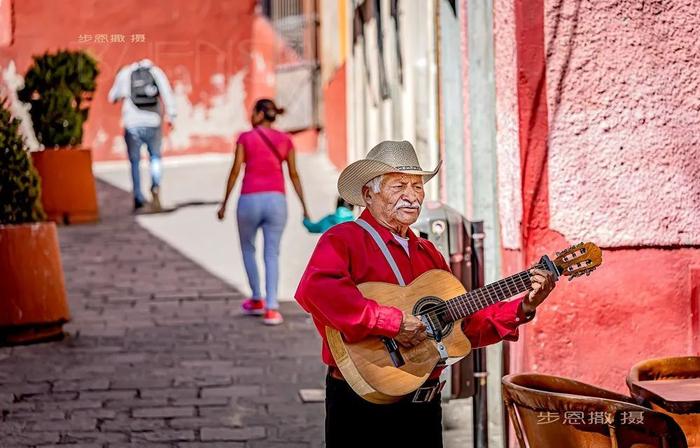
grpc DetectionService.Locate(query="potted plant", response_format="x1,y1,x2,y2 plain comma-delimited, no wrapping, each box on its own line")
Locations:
17,49,100,224
0,100,70,344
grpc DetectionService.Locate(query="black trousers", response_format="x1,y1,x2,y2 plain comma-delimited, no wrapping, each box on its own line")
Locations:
325,374,443,448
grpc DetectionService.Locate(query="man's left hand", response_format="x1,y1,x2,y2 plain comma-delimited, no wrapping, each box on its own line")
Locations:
523,268,556,314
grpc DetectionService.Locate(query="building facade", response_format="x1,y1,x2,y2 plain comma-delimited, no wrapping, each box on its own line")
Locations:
0,0,320,160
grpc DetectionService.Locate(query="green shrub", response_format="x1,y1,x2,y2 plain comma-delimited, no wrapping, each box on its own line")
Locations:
17,50,99,148
0,100,46,225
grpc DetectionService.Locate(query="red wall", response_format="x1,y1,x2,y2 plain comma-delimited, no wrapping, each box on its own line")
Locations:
322,63,347,170
0,0,305,161
511,0,700,392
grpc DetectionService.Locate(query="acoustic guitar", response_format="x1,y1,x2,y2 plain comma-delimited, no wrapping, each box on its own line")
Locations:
326,242,602,404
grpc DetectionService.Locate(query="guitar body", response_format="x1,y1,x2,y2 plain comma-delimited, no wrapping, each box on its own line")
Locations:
325,241,603,404
326,269,472,404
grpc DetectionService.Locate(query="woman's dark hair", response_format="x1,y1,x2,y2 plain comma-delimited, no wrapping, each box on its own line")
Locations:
254,98,285,123
336,197,354,211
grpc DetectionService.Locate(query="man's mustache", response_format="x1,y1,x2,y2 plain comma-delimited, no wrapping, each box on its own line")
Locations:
395,200,421,210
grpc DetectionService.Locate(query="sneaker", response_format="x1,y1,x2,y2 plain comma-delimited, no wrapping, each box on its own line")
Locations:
263,309,284,326
241,298,265,316
150,186,162,212
133,199,147,214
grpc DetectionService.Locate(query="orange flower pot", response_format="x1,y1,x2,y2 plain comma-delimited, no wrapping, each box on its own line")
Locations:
0,222,70,344
31,148,99,224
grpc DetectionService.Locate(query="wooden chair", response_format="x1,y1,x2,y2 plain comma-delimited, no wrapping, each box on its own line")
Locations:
503,373,687,448
628,356,700,447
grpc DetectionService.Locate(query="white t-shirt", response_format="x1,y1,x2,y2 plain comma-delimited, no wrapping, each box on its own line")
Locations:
108,59,177,129
393,234,410,256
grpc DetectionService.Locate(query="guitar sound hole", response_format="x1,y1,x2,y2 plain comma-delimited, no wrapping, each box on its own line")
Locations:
413,296,453,340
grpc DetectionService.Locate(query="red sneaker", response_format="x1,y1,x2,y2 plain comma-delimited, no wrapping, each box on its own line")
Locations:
241,298,265,316
263,309,284,326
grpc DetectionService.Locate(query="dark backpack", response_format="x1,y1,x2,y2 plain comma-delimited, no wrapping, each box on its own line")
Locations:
130,67,160,111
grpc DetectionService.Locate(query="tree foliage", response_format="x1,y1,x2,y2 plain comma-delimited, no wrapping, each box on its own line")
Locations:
17,50,99,148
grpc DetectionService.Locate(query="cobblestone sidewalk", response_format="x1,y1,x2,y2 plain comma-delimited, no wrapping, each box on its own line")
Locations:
0,180,326,448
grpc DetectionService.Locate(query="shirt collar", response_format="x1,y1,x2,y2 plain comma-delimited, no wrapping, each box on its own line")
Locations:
358,209,419,245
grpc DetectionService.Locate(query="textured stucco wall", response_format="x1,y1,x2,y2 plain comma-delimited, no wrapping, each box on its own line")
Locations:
506,0,700,394
494,0,522,251
0,0,301,161
527,247,700,390
546,0,700,247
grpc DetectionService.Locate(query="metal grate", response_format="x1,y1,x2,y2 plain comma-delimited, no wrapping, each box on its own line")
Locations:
260,0,320,131
264,0,317,63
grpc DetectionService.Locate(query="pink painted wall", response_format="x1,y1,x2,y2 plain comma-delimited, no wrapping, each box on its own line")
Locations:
0,0,306,161
504,0,700,394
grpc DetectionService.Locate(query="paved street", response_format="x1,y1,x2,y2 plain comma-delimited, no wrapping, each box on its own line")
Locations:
0,179,326,447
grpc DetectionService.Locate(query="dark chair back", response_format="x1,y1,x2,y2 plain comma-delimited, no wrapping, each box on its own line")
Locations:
503,373,688,448
628,356,700,447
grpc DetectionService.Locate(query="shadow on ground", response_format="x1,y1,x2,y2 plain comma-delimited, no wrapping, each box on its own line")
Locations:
0,179,326,447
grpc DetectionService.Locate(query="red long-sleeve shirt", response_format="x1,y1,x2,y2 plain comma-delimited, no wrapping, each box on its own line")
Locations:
295,209,531,367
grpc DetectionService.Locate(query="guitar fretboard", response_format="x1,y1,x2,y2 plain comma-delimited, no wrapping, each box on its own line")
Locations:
442,265,542,322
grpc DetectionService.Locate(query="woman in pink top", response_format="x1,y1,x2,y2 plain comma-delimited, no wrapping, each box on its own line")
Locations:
217,99,309,325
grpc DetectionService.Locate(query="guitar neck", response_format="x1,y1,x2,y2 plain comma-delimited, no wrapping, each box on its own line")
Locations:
443,267,538,322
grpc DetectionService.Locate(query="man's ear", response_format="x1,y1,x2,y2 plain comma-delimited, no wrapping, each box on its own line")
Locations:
361,186,372,206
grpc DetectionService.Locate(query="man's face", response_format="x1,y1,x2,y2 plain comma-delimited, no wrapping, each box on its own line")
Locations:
364,173,425,227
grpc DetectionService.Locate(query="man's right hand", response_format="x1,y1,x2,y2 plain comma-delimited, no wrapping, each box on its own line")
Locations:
394,313,427,347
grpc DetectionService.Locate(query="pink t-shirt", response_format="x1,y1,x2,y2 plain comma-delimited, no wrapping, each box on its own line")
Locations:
236,127,294,195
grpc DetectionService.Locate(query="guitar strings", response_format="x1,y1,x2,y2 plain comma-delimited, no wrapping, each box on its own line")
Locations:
421,273,530,328
418,263,546,329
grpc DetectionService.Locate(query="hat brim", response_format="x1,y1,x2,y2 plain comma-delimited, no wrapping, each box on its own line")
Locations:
337,159,441,207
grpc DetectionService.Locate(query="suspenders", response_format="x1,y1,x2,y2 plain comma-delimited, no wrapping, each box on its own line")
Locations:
354,218,405,286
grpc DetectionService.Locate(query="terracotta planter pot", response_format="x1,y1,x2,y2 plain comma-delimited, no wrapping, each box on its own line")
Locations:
31,148,99,224
0,222,70,344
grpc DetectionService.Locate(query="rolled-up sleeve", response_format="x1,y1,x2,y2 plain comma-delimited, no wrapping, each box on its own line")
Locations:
462,297,533,348
295,232,403,343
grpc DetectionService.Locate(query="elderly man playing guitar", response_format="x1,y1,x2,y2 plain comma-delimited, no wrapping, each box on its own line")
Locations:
295,140,557,447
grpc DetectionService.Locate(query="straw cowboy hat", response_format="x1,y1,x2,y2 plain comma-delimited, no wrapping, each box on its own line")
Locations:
337,140,441,206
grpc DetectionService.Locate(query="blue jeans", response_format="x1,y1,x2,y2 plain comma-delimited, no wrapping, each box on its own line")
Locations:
125,126,162,204
237,192,287,310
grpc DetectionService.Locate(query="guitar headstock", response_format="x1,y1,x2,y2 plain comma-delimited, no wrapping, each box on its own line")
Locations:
553,242,602,281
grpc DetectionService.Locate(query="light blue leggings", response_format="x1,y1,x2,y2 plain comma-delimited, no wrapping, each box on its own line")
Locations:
236,192,287,310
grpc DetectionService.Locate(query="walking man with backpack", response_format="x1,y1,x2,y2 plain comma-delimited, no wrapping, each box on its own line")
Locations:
109,58,176,212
